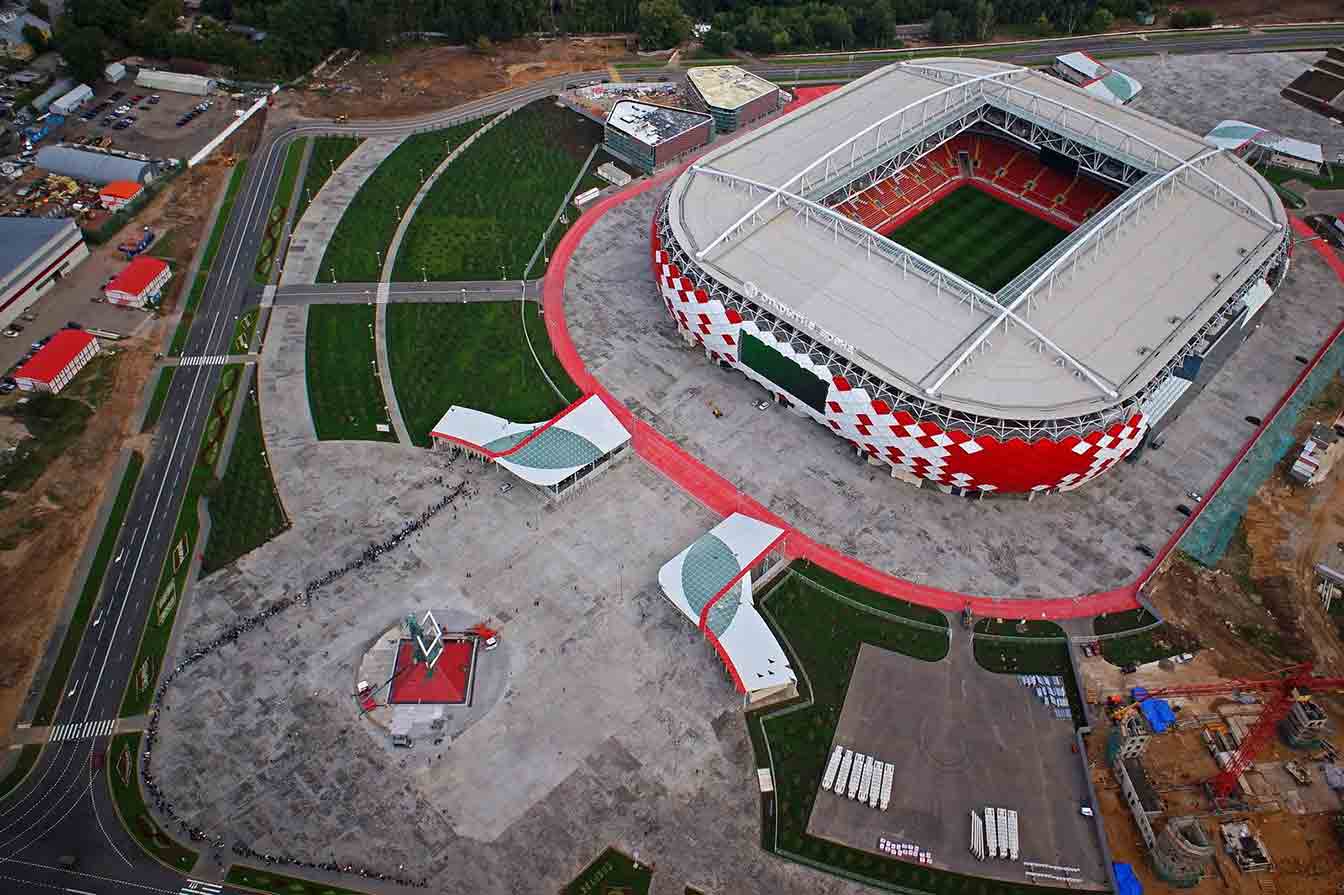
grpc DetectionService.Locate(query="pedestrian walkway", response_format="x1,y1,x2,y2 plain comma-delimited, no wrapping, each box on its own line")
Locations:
280,135,403,286
169,353,260,367
48,719,116,741
180,878,223,895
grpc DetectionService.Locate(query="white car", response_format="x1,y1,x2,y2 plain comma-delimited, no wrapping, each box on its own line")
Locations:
498,482,513,495
114,104,130,115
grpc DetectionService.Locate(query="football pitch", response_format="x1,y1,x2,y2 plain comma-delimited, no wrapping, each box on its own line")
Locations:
886,186,1068,292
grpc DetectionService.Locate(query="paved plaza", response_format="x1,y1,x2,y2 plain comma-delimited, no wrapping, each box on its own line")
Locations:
807,642,1106,889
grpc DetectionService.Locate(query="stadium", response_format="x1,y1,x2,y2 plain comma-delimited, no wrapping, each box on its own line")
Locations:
652,58,1292,495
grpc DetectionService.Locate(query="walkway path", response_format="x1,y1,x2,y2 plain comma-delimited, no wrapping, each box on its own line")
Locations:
280,135,403,286
272,280,539,305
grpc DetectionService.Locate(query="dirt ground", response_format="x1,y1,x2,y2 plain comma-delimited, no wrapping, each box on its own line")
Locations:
287,38,631,121
0,140,243,738
1189,0,1344,26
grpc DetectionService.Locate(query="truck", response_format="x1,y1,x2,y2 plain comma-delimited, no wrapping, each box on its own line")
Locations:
118,227,154,259
22,113,64,144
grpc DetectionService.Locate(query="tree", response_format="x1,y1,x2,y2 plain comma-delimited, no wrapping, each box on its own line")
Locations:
637,0,689,50
1089,6,1113,31
929,8,958,42
28,0,50,21
1033,12,1051,35
701,26,735,55
21,23,47,53
959,0,994,41
59,26,106,86
1056,1,1084,34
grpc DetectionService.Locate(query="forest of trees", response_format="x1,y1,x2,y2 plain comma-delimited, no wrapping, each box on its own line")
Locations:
51,0,1202,80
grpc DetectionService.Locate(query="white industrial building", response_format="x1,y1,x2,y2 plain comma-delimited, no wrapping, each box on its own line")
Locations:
134,69,216,96
50,83,93,116
104,62,127,83
0,218,88,332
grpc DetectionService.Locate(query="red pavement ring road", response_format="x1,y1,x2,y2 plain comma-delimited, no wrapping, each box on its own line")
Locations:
541,165,1344,621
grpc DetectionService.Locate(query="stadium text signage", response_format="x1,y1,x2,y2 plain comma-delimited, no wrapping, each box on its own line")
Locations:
744,281,856,356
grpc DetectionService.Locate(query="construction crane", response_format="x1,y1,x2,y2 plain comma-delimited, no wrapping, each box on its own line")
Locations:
1128,663,1344,800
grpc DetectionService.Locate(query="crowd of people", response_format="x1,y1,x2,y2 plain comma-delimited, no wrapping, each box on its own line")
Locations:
139,481,471,889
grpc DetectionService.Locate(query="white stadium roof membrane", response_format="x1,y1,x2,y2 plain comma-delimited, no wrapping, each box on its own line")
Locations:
665,59,1288,422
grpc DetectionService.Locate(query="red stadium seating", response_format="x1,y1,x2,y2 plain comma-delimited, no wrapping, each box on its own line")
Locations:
835,132,1119,234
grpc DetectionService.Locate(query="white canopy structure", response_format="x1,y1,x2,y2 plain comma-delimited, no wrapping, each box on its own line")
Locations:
657,513,795,704
1205,120,1325,174
1054,52,1143,105
430,395,631,498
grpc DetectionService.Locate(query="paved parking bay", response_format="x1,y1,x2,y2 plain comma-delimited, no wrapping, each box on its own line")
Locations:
61,85,251,162
807,641,1106,889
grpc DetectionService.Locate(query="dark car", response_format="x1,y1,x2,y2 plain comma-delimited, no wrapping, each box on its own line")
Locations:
1307,214,1344,249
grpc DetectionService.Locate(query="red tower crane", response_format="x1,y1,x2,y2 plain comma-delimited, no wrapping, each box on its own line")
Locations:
1126,663,1344,800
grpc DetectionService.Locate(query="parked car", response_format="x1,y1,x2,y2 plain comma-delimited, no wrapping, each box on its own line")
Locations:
0,381,15,393
114,104,130,115
148,94,161,104
1307,214,1344,249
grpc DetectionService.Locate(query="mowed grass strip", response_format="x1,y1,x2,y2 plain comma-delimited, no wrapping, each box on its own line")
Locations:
887,186,1067,292
305,304,396,442
321,122,484,282
392,101,602,282
201,387,290,574
294,136,361,224
387,302,580,448
226,866,368,895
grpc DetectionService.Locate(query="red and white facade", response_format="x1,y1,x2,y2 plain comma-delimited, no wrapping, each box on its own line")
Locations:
99,180,143,211
104,256,171,308
13,329,99,393
651,214,1150,496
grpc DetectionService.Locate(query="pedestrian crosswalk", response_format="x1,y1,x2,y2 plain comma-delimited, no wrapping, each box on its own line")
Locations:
177,354,232,367
48,719,116,741
181,879,222,895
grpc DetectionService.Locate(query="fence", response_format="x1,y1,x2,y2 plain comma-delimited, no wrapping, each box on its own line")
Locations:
187,86,276,168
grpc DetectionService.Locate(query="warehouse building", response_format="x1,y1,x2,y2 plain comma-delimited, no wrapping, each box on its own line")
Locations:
134,68,216,96
50,83,93,116
0,218,88,331
686,65,782,133
104,256,171,308
30,77,74,113
36,145,159,185
12,328,99,393
104,61,127,83
603,100,714,174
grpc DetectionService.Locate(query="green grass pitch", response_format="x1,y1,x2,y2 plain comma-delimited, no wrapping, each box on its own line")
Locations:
886,186,1068,292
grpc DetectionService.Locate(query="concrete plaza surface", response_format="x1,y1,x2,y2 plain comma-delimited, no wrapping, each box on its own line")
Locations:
150,444,884,892
807,642,1106,889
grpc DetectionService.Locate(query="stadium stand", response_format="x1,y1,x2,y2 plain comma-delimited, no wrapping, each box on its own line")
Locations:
835,132,1118,235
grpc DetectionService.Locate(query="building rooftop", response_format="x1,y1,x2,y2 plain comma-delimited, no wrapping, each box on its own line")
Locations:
606,100,711,147
36,144,157,185
0,217,72,273
106,256,168,296
667,59,1287,420
687,65,778,111
14,329,95,384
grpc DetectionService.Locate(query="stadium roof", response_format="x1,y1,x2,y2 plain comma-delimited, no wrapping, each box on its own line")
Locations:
14,329,95,384
656,513,795,696
687,66,778,111
667,58,1287,420
606,100,711,147
429,395,630,487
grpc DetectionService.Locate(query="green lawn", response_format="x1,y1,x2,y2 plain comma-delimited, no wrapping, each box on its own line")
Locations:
386,302,580,448
1094,608,1201,668
564,847,653,895
107,733,198,870
255,140,306,285
0,394,93,493
121,367,244,717
321,122,484,282
232,308,260,354
31,451,143,727
226,866,368,895
746,567,1083,895
305,304,396,442
202,387,289,574
392,101,602,282
0,744,39,801
294,136,361,224
170,160,249,355
1260,163,1344,192
887,186,1067,291
141,368,175,432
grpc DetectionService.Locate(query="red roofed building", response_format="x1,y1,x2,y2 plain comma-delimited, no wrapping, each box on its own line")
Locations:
104,256,170,308
99,180,143,211
13,329,99,393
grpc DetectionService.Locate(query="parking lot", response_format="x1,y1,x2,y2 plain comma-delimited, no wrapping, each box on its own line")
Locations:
59,83,248,161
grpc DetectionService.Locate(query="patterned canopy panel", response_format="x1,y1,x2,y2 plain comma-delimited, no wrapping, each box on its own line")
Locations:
680,533,742,626
505,427,606,470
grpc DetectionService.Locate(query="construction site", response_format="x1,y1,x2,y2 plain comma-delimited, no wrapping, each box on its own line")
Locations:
1085,662,1344,894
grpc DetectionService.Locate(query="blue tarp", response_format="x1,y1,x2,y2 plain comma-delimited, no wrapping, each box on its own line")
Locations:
1140,697,1176,733
1113,862,1143,895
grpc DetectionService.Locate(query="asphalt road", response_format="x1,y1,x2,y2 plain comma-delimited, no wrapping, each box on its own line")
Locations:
1,26,1341,895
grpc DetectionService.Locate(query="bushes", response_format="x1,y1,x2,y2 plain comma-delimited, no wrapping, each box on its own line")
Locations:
1170,9,1216,28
